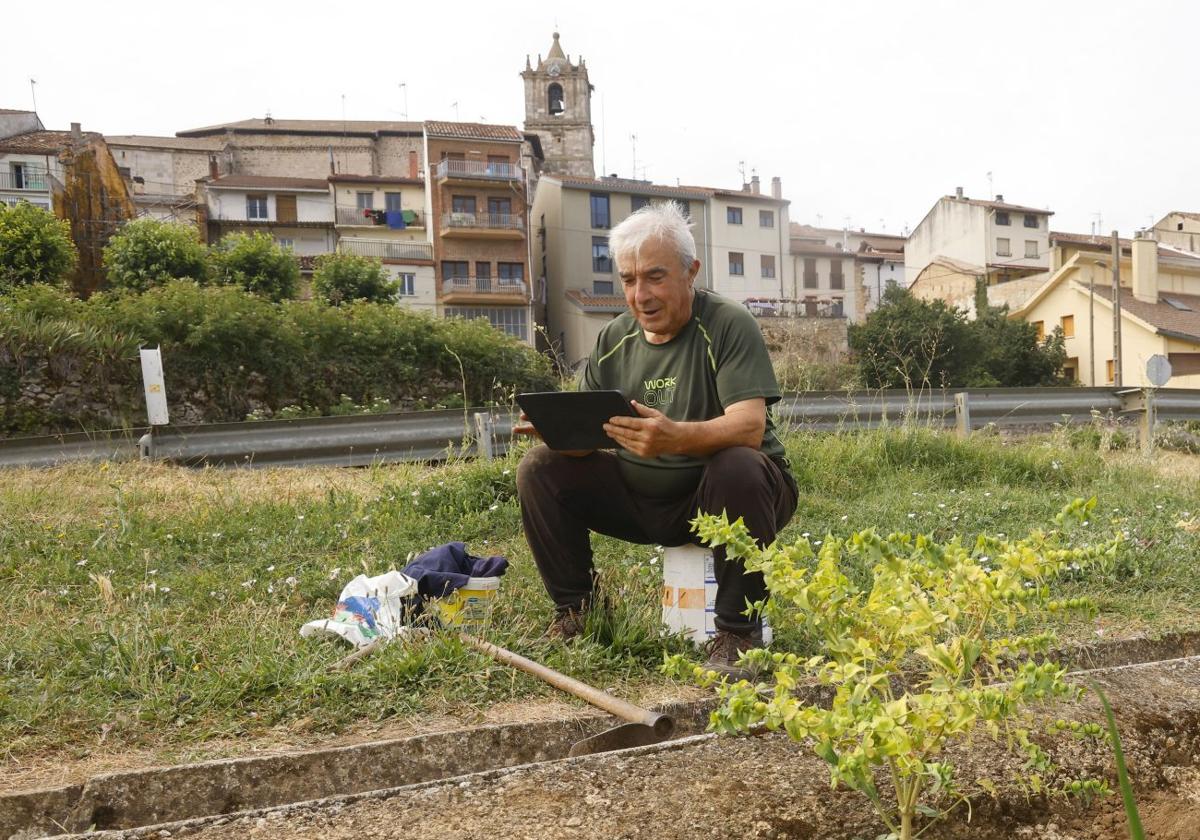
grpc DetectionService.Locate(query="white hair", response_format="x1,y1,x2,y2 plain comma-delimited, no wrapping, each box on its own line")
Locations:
607,201,697,271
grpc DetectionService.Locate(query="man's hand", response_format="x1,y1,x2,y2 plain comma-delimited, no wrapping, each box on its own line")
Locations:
511,411,541,439
603,400,682,458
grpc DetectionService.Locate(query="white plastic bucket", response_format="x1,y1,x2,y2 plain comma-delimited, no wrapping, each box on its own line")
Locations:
661,544,772,646
436,576,501,632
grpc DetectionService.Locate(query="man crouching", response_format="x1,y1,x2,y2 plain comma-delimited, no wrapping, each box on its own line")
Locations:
515,201,797,680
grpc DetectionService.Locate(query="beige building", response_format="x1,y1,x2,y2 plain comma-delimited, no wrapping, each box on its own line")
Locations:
330,174,435,312
105,134,224,222
1011,231,1200,387
906,190,1052,289
1151,211,1200,253
532,174,710,366
706,177,791,309
789,225,857,319
791,224,905,318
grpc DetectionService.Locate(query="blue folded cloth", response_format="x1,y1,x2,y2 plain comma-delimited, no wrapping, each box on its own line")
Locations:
385,210,406,229
401,542,508,598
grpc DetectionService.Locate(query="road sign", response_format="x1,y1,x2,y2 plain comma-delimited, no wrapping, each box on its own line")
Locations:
140,346,170,425
1146,354,1172,388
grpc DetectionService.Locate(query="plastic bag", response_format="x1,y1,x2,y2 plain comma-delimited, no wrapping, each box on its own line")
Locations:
300,570,418,648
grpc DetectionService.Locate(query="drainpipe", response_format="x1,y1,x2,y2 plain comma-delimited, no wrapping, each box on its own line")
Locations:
777,202,785,301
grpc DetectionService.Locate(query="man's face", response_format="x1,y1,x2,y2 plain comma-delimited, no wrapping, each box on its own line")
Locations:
617,236,700,343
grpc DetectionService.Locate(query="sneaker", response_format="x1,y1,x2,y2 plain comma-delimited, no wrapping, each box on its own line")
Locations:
703,628,764,682
543,608,588,642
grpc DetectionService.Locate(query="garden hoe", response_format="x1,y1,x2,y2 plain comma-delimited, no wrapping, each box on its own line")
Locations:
460,633,675,757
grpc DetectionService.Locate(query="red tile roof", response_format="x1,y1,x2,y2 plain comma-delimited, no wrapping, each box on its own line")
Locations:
179,118,422,137
423,121,524,142
105,134,224,151
0,129,101,154
0,108,36,115
1051,231,1200,266
789,240,855,257
328,174,424,185
551,174,709,200
1090,285,1200,343
565,288,627,312
206,175,330,191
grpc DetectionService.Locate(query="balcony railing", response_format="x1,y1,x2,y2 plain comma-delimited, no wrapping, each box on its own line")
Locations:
435,158,523,181
0,168,50,191
336,207,423,227
441,212,524,231
338,238,433,262
440,277,527,296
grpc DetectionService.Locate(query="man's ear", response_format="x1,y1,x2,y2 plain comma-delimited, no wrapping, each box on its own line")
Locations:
688,259,701,284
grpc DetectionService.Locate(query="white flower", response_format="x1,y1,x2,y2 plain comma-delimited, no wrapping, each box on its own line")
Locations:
76,559,87,567
242,579,256,588
285,576,298,586
489,504,499,511
1024,581,1034,588
907,513,916,519
165,534,173,540
149,569,158,575
984,492,992,497
58,588,68,596
146,581,157,593
411,490,420,497
266,564,275,572
801,532,811,538
502,469,511,476
296,514,305,520
160,586,171,593
328,567,341,580
840,515,848,521
813,540,822,546
649,556,659,565
951,516,959,522
267,584,275,594
937,503,946,509
212,532,222,538
209,590,218,597
1051,461,1061,470
1156,504,1164,510
1082,520,1090,527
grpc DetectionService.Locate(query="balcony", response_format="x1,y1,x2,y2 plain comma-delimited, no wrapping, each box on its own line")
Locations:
435,158,523,184
338,238,433,263
209,210,333,226
439,276,527,304
336,207,423,228
0,167,50,191
439,212,525,240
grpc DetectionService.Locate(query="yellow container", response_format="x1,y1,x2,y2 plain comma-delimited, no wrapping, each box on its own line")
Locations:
436,576,501,631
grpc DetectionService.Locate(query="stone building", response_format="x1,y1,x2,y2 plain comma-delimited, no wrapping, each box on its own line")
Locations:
521,33,595,179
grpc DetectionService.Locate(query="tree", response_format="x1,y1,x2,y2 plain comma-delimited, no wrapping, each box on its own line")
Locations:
0,201,78,293
211,232,299,302
848,286,974,389
311,252,398,306
963,306,1067,387
101,218,209,293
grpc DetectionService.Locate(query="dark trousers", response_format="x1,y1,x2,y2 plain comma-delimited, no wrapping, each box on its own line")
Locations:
516,445,798,634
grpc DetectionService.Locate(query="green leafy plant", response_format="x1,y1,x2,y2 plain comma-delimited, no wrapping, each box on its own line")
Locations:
311,252,398,306
0,201,78,292
665,498,1121,840
210,232,299,301
102,218,209,292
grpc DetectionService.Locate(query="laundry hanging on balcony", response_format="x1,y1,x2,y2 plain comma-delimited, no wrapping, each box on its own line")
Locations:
386,210,406,229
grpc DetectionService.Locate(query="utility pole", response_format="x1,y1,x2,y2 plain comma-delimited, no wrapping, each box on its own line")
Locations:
1111,231,1122,387
29,78,37,114
1089,261,1096,386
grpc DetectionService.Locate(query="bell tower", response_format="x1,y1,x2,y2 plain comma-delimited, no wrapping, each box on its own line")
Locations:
522,32,595,178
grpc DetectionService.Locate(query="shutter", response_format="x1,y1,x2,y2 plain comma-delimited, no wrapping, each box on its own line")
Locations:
276,195,298,223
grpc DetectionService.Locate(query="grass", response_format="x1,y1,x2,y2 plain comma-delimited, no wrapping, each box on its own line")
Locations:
1,428,1198,776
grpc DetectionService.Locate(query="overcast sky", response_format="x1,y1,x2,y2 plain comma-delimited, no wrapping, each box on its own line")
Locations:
5,0,1195,236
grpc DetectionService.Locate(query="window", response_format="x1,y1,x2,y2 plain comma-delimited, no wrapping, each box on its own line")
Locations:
275,194,297,223
356,191,374,211
590,193,610,228
476,261,491,282
1023,214,1039,229
1164,296,1194,311
759,209,774,228
995,211,1011,226
498,263,524,284
1061,314,1075,337
803,258,818,288
728,252,744,276
630,195,651,213
488,197,512,218
445,306,528,341
276,237,294,250
1064,357,1078,382
831,260,845,290
385,192,402,213
396,273,416,296
246,194,268,220
1034,320,1045,341
592,236,612,273
548,83,564,116
1106,359,1115,383
727,206,743,225
760,255,775,279
1025,240,1039,258
442,260,469,281
452,195,476,214
593,279,614,295
996,237,1011,256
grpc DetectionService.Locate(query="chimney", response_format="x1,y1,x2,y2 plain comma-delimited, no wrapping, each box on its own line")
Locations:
70,122,82,143
955,186,963,199
1132,230,1159,304
208,155,219,180
770,176,781,199
408,150,419,179
995,194,1004,203
750,174,760,195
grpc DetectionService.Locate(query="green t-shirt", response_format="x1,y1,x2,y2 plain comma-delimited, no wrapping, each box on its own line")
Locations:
580,289,786,498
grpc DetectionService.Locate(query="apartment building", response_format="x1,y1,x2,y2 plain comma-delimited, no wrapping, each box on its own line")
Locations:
104,134,224,222
330,173,435,312
424,121,533,343
905,190,1052,289
706,176,790,309
531,174,710,365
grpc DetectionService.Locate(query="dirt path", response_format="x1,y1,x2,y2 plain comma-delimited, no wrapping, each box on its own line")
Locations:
115,658,1200,840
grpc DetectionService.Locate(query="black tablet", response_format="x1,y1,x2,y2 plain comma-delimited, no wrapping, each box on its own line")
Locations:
516,390,636,451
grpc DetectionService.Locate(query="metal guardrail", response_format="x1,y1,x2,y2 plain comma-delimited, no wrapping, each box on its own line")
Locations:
435,159,523,181
2,387,1199,469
